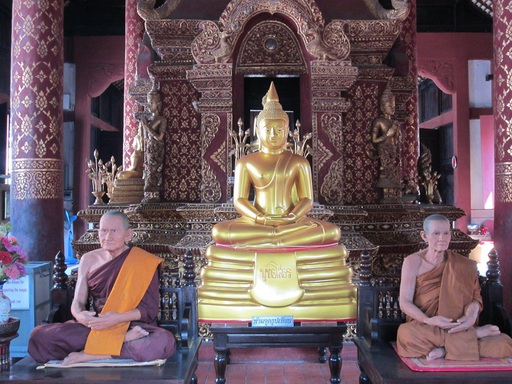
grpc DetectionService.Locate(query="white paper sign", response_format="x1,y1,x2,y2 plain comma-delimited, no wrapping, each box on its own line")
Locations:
3,277,30,310
252,315,294,327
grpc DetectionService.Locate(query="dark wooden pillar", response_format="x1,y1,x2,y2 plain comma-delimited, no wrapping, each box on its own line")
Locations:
10,0,64,261
493,0,512,313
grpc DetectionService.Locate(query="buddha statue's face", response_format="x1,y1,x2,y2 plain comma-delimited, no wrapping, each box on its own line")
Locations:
147,92,161,114
381,95,395,116
257,118,288,152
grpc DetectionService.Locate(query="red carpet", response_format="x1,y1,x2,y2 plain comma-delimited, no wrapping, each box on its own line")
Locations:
399,355,512,372
393,344,512,372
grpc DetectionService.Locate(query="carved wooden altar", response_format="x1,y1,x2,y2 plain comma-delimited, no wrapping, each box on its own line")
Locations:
74,0,478,338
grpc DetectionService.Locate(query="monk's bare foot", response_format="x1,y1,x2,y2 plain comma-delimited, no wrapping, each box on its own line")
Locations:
124,325,149,342
426,347,445,361
62,351,111,366
476,324,501,339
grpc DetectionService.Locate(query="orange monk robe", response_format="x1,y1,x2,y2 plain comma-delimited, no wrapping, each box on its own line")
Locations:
84,247,162,356
397,250,512,360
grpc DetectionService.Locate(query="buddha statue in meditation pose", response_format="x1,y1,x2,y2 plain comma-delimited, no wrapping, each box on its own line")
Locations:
198,82,357,321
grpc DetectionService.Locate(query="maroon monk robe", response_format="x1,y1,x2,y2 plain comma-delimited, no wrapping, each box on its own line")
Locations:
28,247,176,363
397,250,512,360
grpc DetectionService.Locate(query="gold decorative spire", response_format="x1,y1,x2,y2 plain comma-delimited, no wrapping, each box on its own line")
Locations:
256,82,289,127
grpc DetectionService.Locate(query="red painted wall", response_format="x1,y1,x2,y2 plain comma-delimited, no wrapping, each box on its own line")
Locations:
417,33,493,231
73,36,125,236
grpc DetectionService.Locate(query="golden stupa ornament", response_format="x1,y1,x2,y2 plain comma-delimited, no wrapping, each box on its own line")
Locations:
198,82,357,322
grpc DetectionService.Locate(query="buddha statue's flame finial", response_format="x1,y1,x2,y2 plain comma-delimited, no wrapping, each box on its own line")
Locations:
256,81,289,127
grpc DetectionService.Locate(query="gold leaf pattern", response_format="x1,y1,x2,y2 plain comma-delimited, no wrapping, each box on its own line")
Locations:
12,159,63,200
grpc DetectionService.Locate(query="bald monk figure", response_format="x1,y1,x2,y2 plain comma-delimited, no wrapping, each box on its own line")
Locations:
28,211,175,365
397,214,512,360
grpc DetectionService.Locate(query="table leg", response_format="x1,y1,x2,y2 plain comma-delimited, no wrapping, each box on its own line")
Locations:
214,348,228,384
318,347,327,363
328,346,342,384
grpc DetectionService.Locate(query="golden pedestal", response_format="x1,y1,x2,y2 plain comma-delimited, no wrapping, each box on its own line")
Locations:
108,178,144,204
198,244,357,322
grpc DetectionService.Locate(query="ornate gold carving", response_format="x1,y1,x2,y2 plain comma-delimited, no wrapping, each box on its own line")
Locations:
145,19,203,63
363,0,410,20
344,20,402,65
314,140,333,180
187,64,233,111
321,113,343,151
12,158,63,200
389,76,415,122
321,159,344,205
305,26,339,60
322,21,351,60
219,0,325,42
236,20,306,75
496,162,512,203
211,141,226,173
190,21,229,64
356,66,395,81
200,114,222,202
201,161,222,203
201,113,220,150
136,0,182,21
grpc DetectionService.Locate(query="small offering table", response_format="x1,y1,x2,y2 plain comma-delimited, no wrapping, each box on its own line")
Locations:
210,323,347,384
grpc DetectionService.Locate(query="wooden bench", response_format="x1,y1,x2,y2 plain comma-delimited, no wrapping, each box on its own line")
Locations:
355,249,512,384
0,250,201,384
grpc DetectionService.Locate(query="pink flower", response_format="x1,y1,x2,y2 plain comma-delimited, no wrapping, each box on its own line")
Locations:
0,252,13,265
15,263,25,277
0,237,11,250
4,265,20,279
0,234,27,280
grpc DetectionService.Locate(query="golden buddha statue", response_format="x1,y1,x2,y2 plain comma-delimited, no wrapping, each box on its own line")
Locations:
117,124,144,180
198,82,357,322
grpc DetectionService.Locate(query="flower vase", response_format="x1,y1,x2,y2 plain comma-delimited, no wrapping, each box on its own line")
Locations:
0,281,11,323
92,191,105,205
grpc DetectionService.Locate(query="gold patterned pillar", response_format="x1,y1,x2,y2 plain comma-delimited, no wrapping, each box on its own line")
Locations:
123,0,145,169
187,64,233,203
10,0,64,261
493,0,512,312
312,61,357,204
399,0,420,189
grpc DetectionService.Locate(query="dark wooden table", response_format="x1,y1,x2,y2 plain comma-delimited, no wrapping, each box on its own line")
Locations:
0,333,18,373
0,338,201,384
210,324,347,384
355,338,512,384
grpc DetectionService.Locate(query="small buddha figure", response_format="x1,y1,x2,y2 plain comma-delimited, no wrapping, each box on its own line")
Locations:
141,88,166,201
117,124,143,180
371,86,401,201
199,82,356,321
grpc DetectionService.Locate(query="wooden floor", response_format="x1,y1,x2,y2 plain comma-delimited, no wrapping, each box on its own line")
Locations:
195,342,360,384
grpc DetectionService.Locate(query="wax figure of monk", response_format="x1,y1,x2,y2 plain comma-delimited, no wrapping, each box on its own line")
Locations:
397,214,512,360
28,211,176,365
199,82,356,321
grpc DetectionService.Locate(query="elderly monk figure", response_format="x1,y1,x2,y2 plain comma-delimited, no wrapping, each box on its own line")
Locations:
198,82,356,321
397,214,512,360
28,211,175,365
